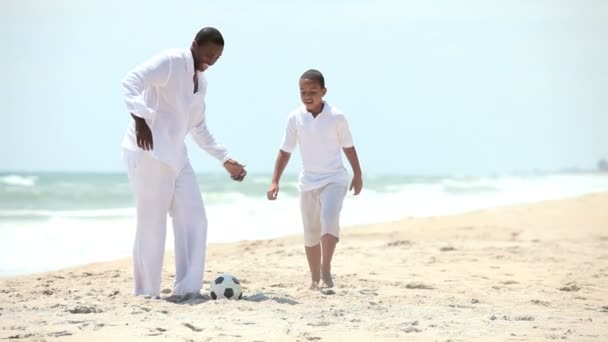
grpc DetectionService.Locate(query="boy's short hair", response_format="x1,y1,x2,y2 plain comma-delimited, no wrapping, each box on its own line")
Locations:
300,69,325,88
194,27,224,46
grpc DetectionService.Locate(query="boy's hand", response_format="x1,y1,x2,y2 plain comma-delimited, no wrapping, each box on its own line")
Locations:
224,159,247,182
350,174,363,195
267,183,279,200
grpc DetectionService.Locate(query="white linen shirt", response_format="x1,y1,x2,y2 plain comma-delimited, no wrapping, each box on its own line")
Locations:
121,49,230,170
280,102,354,192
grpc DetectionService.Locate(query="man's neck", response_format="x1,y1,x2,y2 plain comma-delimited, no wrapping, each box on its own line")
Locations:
190,48,197,71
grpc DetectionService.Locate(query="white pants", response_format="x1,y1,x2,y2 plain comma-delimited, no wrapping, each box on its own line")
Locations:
299,183,348,247
123,150,207,296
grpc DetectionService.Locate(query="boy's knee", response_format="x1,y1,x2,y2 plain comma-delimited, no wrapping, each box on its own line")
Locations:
304,226,322,246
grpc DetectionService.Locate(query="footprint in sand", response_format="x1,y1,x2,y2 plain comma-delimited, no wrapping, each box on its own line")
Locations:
48,331,73,337
269,283,287,288
149,327,167,335
300,332,322,340
387,240,412,247
559,284,580,292
531,299,550,306
7,333,35,339
307,321,331,327
67,306,102,314
183,322,203,332
405,282,434,290
401,326,421,333
358,288,378,296
244,293,299,305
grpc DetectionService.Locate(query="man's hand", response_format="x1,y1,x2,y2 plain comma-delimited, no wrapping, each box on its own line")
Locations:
350,174,363,195
224,159,247,182
267,183,279,200
131,114,153,150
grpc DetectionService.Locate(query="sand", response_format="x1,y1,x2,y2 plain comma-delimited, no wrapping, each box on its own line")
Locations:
1,193,607,341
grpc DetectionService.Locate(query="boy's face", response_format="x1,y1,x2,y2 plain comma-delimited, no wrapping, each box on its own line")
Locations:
299,78,327,113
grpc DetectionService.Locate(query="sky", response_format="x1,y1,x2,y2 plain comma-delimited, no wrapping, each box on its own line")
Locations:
1,0,607,175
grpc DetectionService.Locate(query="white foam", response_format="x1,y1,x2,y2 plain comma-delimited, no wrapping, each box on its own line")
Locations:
0,208,134,219
0,175,37,187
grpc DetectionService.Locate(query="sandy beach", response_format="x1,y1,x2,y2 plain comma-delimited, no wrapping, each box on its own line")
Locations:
1,193,607,341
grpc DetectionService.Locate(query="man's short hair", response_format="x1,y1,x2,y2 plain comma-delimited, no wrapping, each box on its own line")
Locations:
195,27,224,46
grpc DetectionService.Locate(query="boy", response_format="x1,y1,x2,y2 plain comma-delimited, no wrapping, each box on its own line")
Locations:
267,69,363,290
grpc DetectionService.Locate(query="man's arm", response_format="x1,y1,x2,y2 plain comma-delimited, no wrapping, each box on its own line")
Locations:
343,146,362,195
190,110,246,181
122,52,172,150
122,53,172,120
267,150,291,200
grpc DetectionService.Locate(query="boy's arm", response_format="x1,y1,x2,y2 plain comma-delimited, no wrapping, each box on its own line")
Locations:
268,114,297,199
343,146,363,195
267,150,291,200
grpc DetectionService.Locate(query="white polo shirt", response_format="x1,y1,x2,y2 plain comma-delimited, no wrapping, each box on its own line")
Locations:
280,102,354,192
121,49,230,170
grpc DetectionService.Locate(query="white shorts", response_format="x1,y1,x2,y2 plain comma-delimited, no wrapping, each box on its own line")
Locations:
299,183,348,247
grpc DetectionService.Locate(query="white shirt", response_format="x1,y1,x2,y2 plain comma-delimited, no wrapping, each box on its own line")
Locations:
121,49,230,170
280,102,354,192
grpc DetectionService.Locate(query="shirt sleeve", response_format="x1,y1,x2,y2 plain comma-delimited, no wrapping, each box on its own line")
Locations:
190,99,230,164
121,52,172,120
280,114,297,153
337,115,354,148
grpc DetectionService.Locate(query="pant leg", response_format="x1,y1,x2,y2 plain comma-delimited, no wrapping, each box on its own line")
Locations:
300,188,322,247
169,161,207,295
123,150,176,296
319,183,348,241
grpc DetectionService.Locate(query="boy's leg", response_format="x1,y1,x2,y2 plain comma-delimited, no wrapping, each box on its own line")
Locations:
169,162,208,296
319,183,348,288
300,188,322,288
321,234,338,274
123,150,176,296
305,245,321,289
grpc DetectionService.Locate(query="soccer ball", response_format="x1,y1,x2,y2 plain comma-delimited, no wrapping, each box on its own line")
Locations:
210,273,243,300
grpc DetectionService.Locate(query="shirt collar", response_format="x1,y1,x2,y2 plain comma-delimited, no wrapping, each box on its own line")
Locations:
302,101,329,116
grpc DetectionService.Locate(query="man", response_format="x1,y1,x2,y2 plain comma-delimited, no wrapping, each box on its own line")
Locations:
121,27,246,299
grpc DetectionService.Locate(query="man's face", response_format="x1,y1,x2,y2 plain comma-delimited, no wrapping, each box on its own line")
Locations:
299,78,327,113
192,41,223,71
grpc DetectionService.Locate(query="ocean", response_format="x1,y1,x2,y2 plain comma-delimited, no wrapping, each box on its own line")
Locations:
1,171,607,276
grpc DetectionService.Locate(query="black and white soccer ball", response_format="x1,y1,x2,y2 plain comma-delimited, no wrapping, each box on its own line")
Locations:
210,273,243,300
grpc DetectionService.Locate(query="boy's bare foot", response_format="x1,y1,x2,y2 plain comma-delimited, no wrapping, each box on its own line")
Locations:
321,271,334,288
309,281,320,290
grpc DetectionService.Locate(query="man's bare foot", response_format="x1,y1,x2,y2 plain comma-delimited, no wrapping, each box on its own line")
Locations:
321,271,334,288
309,281,320,290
